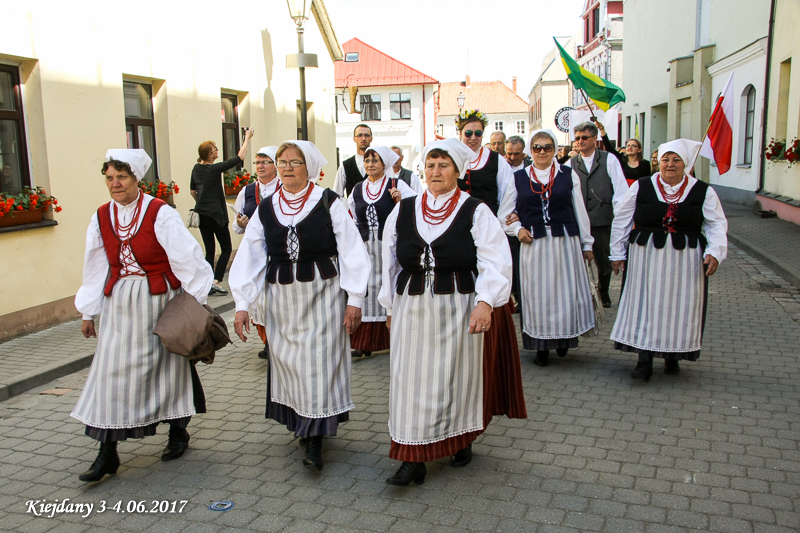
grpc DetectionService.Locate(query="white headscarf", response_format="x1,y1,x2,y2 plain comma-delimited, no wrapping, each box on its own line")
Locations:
523,129,559,158
419,138,474,180
364,146,400,176
657,139,703,171
105,149,152,181
279,140,328,182
256,146,278,163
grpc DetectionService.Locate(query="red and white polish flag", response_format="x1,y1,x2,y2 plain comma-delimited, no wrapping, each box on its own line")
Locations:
700,72,734,175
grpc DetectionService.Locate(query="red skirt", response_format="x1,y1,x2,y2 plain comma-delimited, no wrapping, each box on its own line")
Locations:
254,323,267,344
389,303,527,462
350,321,390,352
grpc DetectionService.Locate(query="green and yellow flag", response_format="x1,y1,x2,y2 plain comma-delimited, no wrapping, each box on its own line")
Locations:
554,37,625,111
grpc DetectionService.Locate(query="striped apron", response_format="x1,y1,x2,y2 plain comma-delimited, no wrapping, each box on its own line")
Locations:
249,287,267,327
264,261,353,418
520,228,595,340
361,230,386,322
389,285,484,445
611,237,705,353
71,277,195,429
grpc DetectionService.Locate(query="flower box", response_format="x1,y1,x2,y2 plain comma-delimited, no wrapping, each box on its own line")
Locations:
0,207,43,228
224,184,244,197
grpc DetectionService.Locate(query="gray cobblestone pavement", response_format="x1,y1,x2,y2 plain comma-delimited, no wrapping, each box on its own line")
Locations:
1,242,799,532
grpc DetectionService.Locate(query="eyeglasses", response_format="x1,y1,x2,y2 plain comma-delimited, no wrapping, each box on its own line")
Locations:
574,135,594,141
363,158,383,164
276,160,306,168
354,133,372,138
254,160,274,166
531,144,554,153
464,130,483,138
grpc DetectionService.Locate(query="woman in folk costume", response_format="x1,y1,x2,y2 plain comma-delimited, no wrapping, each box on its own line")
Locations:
379,138,527,487
72,149,214,482
347,145,416,361
610,139,727,381
498,129,596,368
230,141,370,471
455,110,524,402
233,145,280,360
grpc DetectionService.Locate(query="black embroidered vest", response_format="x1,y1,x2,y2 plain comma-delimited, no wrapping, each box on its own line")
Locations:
630,177,708,250
343,156,364,197
352,178,396,241
514,165,580,240
395,196,480,295
259,188,339,284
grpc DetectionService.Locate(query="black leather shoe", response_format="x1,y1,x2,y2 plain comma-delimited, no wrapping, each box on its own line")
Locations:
79,442,120,482
386,462,427,486
303,435,323,471
600,290,612,308
556,348,568,357
351,349,374,361
451,444,472,467
664,359,680,375
258,340,270,360
631,361,654,382
533,351,549,367
162,426,190,461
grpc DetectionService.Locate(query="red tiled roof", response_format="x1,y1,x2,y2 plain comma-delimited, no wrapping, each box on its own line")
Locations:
334,38,438,88
438,81,528,116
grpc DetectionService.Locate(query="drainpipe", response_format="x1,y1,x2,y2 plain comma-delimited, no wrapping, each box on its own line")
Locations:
757,0,777,194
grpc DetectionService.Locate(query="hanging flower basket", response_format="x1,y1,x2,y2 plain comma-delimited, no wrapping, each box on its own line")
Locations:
0,186,61,228
224,169,254,196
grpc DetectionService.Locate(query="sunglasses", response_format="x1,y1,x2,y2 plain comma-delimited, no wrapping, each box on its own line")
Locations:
575,135,594,141
531,144,554,153
464,130,483,138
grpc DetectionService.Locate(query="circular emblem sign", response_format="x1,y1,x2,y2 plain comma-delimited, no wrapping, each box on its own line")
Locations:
555,107,574,132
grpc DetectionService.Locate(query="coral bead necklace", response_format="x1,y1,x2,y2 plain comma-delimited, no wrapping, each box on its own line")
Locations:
421,188,461,225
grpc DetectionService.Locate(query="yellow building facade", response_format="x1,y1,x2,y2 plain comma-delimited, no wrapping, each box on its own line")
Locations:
0,1,342,340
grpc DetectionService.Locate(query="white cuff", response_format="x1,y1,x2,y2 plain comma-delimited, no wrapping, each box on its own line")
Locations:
346,295,363,308
82,314,95,321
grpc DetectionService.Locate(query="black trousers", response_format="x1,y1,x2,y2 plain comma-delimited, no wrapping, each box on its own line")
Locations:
198,215,232,282
591,225,612,277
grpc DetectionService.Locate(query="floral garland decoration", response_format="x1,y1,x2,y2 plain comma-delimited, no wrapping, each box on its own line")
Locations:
455,108,488,129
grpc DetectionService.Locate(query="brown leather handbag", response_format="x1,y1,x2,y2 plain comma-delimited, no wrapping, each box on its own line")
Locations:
153,292,231,364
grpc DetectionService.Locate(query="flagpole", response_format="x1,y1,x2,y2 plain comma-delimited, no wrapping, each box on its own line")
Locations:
578,88,597,122
691,92,724,170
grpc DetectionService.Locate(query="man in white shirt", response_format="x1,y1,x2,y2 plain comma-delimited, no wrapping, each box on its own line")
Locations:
333,124,372,198
565,121,628,308
390,146,422,193
489,131,507,156
505,136,531,173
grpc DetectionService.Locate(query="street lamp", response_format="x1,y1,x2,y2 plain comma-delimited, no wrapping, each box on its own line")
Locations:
286,0,317,141
457,92,465,111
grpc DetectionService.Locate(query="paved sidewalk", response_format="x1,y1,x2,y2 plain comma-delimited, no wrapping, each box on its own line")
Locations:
1,244,799,532
723,201,800,289
0,287,235,402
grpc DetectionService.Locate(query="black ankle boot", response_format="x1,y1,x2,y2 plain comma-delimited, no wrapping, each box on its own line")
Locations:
303,435,323,471
386,462,427,486
664,359,680,375
556,348,568,357
162,426,190,461
631,356,654,382
451,444,473,467
258,340,270,360
533,350,549,367
79,442,120,482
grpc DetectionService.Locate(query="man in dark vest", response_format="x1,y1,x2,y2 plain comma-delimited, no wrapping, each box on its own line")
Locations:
333,124,372,199
390,146,422,193
565,121,628,308
505,135,532,174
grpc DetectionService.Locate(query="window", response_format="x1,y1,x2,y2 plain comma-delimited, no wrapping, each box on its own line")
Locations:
741,85,756,165
592,7,600,36
221,94,241,169
123,81,157,183
494,121,504,132
516,121,525,135
360,94,381,121
436,124,444,136
345,52,359,62
0,65,30,195
390,93,411,120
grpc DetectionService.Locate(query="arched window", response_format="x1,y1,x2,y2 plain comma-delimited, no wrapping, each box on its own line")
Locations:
741,85,756,165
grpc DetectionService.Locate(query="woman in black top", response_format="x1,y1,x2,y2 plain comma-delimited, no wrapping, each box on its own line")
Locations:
190,128,254,294
596,121,651,186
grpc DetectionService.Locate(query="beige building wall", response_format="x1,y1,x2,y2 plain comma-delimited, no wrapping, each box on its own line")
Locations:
762,0,800,202
0,1,341,338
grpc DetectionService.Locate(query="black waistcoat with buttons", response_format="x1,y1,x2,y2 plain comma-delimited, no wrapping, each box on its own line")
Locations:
395,195,480,295
352,178,396,241
457,149,500,215
259,188,339,284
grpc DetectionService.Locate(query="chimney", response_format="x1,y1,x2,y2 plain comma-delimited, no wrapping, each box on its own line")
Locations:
465,74,470,87
513,76,517,93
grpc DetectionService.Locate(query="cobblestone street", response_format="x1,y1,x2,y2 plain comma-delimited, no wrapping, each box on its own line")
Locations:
1,243,799,533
